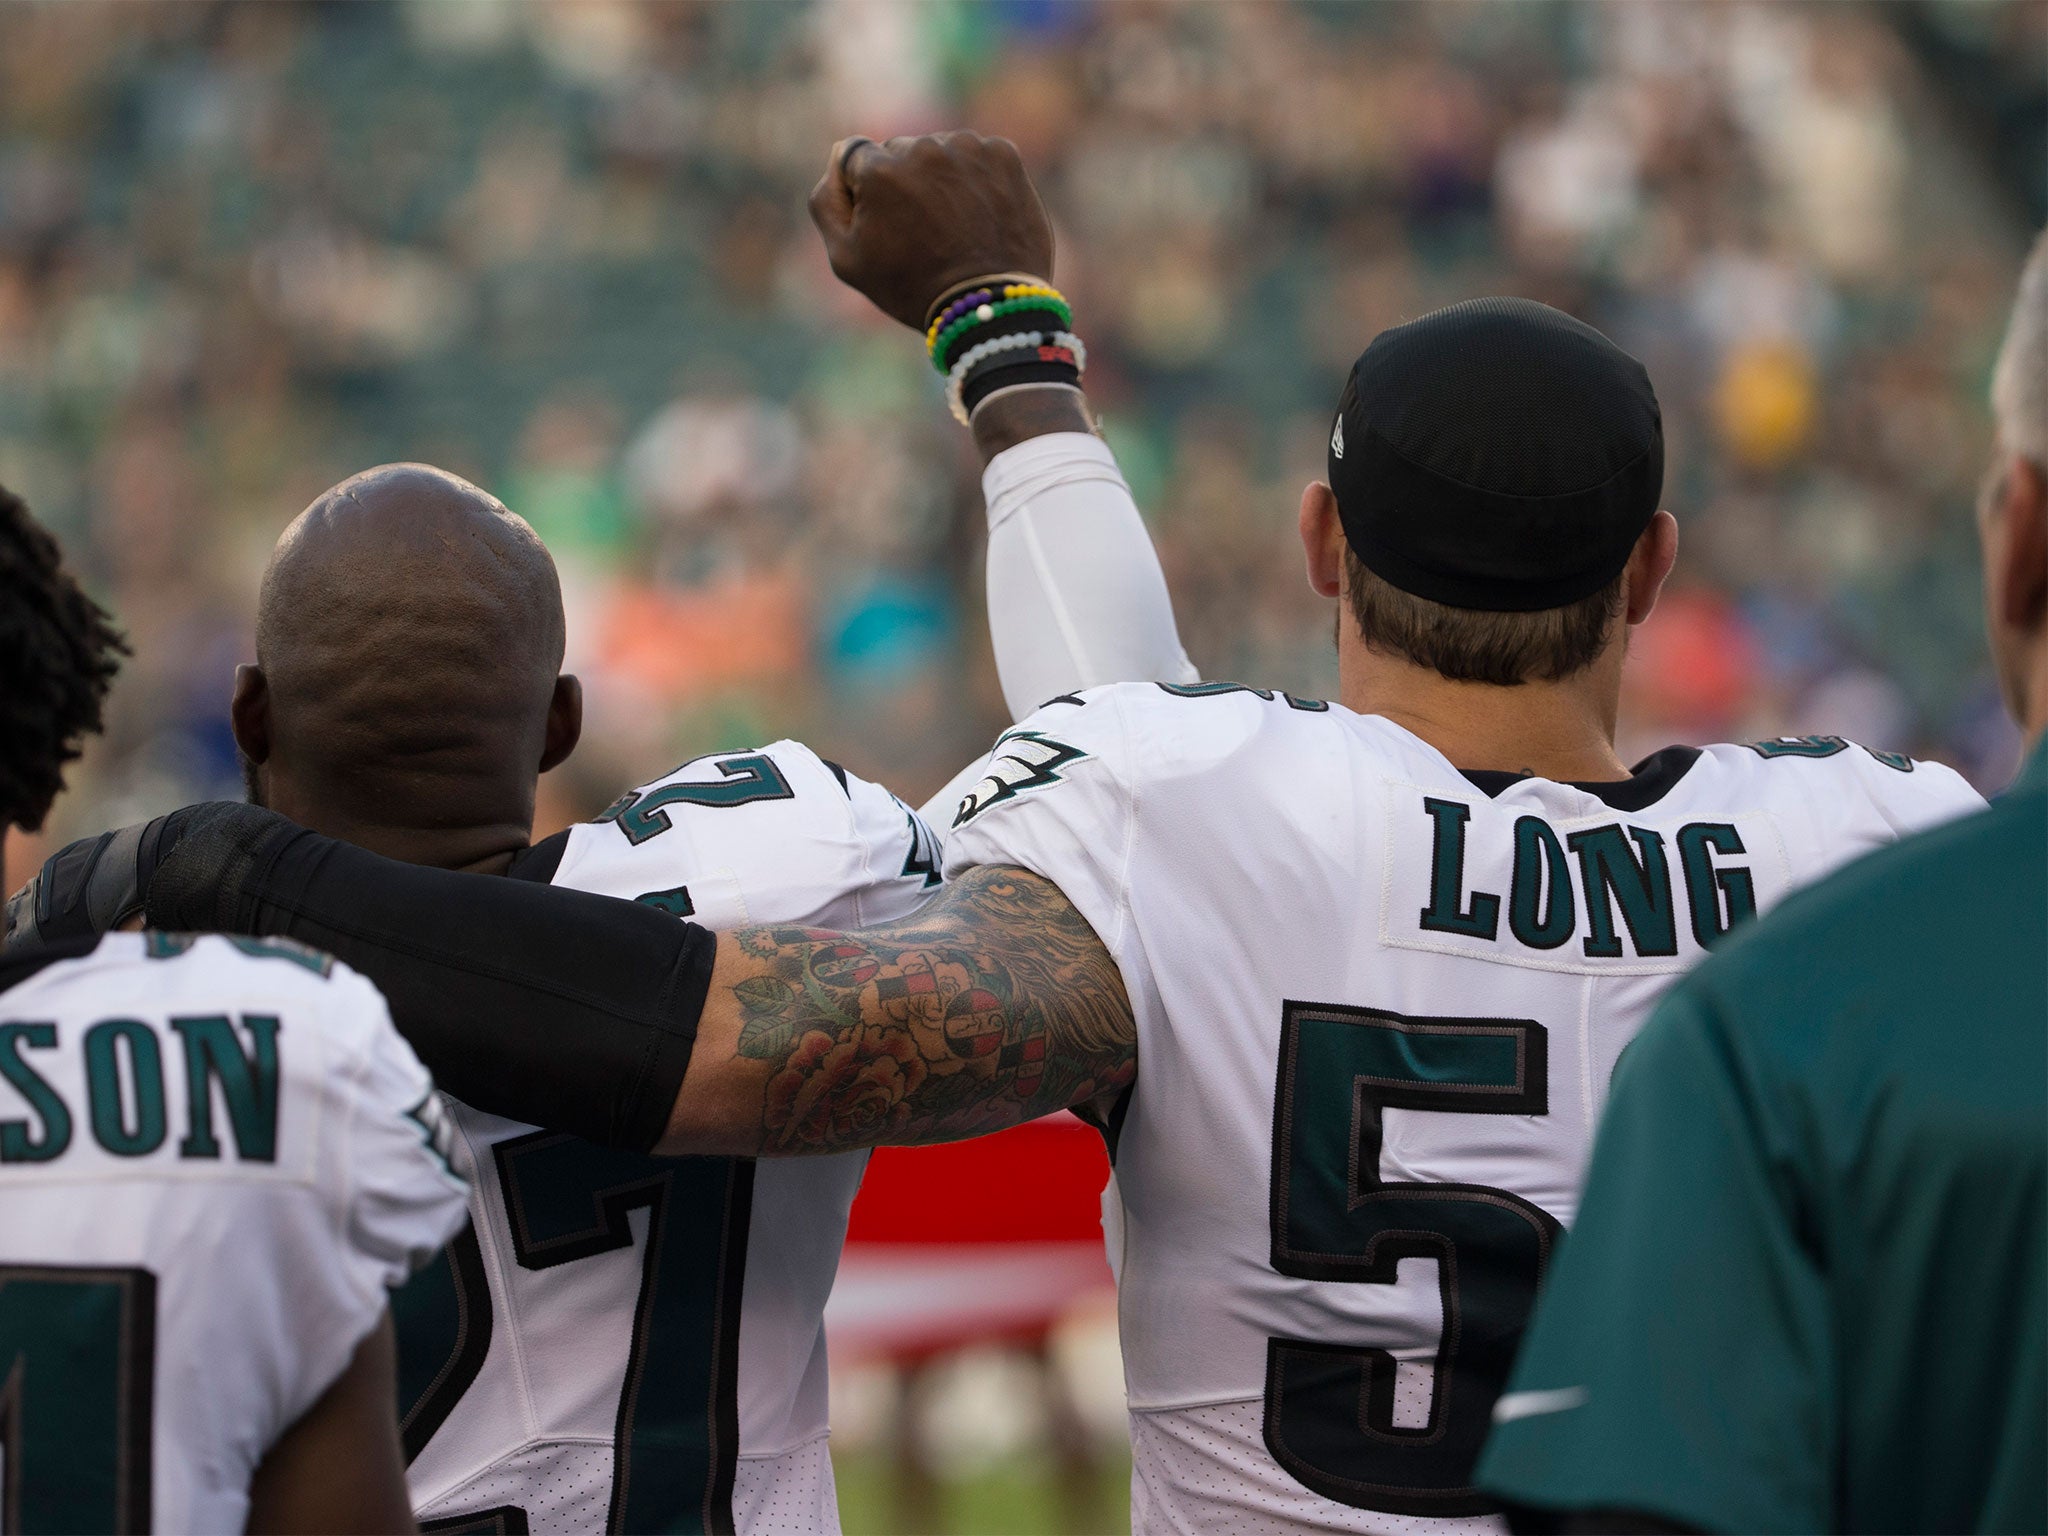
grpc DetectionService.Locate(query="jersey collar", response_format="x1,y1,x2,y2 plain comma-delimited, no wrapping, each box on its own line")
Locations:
0,931,108,995
1458,744,1703,812
504,828,570,885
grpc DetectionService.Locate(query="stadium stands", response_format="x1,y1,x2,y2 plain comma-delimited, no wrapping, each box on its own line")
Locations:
0,0,2032,848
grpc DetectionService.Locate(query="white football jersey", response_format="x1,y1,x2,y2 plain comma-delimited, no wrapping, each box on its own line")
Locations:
400,741,943,1535
0,930,468,1535
944,683,1983,1536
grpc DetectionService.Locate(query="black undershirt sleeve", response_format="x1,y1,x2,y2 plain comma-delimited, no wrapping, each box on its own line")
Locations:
141,805,709,1152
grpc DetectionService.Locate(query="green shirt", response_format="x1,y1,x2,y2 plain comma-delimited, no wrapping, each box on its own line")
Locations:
1477,740,2048,1534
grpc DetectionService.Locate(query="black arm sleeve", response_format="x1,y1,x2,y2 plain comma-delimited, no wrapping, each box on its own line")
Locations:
142,804,710,1152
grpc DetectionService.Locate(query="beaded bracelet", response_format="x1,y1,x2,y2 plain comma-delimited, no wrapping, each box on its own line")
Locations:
932,308,1053,372
947,330,1088,423
926,284,1069,364
945,329,1067,422
931,286,1069,344
945,324,1088,381
924,288,993,348
945,334,1042,422
928,290,1073,372
948,330,1086,392
922,272,1051,332
947,329,1047,385
931,297,1073,372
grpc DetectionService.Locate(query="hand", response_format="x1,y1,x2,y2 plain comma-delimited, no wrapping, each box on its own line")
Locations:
3,802,287,959
808,131,1055,331
6,821,157,959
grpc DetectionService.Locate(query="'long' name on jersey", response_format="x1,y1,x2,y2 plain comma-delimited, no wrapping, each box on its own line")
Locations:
944,682,1982,1536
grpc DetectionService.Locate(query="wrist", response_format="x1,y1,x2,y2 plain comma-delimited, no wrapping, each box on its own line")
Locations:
928,279,1087,433
969,384,1095,464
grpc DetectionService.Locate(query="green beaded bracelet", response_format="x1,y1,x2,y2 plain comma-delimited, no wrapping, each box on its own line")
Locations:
929,295,1075,372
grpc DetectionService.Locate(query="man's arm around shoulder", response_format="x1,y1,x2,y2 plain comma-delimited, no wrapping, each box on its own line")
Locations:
17,805,1133,1159
658,863,1136,1156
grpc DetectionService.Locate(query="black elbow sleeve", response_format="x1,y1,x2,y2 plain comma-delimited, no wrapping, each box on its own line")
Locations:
143,803,709,1152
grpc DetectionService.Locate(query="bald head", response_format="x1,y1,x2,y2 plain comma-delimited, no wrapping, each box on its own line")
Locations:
238,464,581,863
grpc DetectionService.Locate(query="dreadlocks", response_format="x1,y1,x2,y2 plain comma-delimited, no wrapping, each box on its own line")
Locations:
0,485,126,830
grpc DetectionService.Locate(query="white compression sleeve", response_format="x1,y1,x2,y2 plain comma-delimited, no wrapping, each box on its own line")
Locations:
917,431,1200,826
980,431,1199,722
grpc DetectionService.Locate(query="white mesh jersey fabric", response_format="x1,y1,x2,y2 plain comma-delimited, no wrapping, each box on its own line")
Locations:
413,1438,841,1535
415,1441,614,1532
1129,1401,1503,1536
732,1437,842,1535
947,685,1982,1531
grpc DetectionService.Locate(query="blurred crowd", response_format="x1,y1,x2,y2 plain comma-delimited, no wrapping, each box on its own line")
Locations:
0,0,2040,853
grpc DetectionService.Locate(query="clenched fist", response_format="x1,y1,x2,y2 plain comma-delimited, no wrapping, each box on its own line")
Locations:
808,131,1055,331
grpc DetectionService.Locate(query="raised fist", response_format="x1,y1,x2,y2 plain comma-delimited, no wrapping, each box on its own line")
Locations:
808,131,1055,331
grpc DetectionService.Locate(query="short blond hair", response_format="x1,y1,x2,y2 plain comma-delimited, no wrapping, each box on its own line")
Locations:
1993,231,2048,464
1343,546,1626,687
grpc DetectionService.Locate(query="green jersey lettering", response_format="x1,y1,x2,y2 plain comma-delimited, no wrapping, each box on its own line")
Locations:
1419,799,1501,940
169,1015,280,1162
1566,824,1678,959
1676,823,1757,949
83,1021,167,1158
0,1023,71,1162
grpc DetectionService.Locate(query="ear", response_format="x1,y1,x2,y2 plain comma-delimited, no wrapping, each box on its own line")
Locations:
230,664,271,765
1622,510,1680,627
1994,456,2048,636
539,675,583,774
1300,482,1345,599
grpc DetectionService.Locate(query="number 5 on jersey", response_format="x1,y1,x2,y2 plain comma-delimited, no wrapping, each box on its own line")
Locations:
1266,1003,1557,1516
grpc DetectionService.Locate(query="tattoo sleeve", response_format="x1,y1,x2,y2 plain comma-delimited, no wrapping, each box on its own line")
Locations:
715,864,1135,1154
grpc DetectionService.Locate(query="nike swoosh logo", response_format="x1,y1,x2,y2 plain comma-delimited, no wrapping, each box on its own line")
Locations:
1492,1386,1589,1424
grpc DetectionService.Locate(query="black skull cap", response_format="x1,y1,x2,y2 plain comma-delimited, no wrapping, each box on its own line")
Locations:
1327,296,1664,612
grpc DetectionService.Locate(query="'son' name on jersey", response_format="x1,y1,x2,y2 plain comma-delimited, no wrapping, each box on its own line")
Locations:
0,931,468,1534
944,682,1982,1535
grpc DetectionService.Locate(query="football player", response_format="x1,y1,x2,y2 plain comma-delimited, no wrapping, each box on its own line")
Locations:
50,138,1190,1536
0,483,470,1532
15,136,1989,1534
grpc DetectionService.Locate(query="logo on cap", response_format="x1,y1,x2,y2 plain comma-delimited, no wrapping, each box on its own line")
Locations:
1330,415,1345,460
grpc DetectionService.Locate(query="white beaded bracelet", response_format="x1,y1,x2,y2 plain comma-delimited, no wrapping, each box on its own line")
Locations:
945,331,1045,422
945,330,1090,424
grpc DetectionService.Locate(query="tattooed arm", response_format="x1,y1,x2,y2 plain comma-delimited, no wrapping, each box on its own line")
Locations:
653,864,1136,1157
